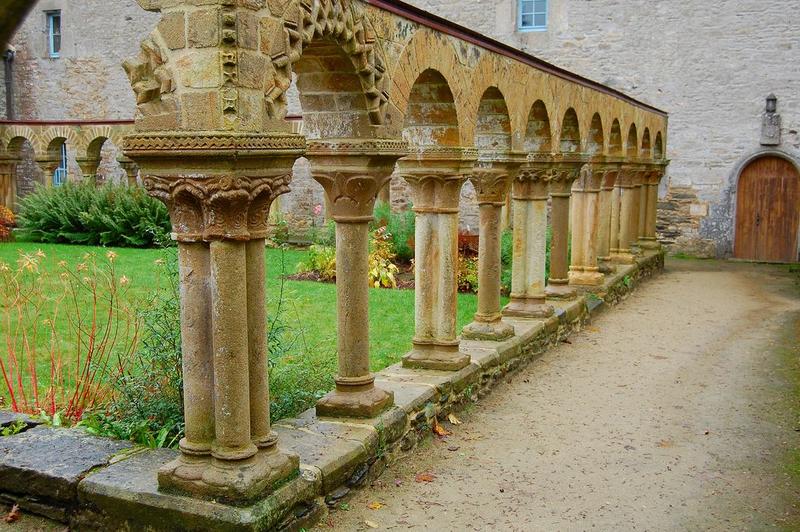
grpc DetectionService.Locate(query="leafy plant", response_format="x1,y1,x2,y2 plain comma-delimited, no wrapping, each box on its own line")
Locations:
81,251,184,448
16,182,171,248
0,249,140,423
296,244,337,281
369,227,399,289
1,419,26,437
372,202,415,262
307,219,336,247
458,255,479,293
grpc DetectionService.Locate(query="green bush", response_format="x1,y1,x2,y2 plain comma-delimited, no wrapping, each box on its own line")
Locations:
372,201,415,263
296,244,337,281
16,182,171,248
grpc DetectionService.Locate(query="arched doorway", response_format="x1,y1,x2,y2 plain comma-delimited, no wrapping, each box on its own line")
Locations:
734,155,800,262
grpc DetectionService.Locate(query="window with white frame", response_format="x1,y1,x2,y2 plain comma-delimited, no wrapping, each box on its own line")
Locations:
46,10,61,58
519,0,548,31
53,144,68,186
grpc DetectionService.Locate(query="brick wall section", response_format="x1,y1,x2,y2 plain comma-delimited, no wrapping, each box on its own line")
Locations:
404,0,800,257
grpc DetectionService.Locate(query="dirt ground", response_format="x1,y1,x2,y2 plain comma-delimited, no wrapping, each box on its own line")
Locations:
2,259,798,531
323,259,800,531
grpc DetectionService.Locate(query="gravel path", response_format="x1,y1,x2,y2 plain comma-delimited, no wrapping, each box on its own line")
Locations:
324,259,800,531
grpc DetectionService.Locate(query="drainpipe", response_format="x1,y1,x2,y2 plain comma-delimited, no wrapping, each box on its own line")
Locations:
3,47,15,120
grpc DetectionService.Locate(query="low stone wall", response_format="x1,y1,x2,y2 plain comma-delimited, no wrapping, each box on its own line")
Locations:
0,251,664,531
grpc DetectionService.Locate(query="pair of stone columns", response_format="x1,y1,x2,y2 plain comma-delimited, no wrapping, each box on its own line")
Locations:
638,163,666,250
126,132,304,503
608,162,665,263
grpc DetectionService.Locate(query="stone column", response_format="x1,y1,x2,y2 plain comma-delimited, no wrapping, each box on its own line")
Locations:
627,165,645,256
125,132,302,504
545,156,586,300
117,155,140,186
610,164,639,264
0,155,18,210
568,162,605,287
501,160,554,318
596,160,621,273
306,139,407,418
76,157,101,184
35,158,59,187
398,147,477,370
462,154,524,341
639,162,667,250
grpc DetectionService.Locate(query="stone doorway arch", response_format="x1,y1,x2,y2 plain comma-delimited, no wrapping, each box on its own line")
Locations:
733,153,800,262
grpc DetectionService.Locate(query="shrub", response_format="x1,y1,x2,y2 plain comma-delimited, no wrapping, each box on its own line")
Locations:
369,227,399,289
296,244,337,281
458,255,479,293
0,206,15,242
372,201,415,262
82,252,183,448
0,249,140,424
16,182,171,248
307,219,336,247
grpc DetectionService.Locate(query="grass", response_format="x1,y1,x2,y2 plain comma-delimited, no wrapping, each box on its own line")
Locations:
0,241,489,407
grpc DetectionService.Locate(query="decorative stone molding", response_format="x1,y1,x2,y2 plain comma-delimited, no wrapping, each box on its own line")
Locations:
396,147,478,212
123,37,175,106
265,0,390,124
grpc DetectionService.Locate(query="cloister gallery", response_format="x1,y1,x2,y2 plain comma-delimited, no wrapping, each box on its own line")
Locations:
0,0,669,529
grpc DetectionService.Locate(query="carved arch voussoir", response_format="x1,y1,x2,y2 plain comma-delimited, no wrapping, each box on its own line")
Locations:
266,0,390,125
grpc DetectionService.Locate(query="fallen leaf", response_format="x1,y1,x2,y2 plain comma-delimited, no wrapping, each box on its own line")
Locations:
447,445,460,452
415,472,436,483
367,502,384,510
432,418,451,437
364,520,380,529
447,413,462,425
586,326,600,333
3,504,20,523
394,478,403,487
656,439,674,448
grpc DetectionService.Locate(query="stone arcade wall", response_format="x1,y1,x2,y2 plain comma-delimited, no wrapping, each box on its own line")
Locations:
402,0,800,257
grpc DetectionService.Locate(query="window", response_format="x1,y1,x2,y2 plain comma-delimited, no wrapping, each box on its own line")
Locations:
519,0,548,31
53,144,68,186
46,10,61,58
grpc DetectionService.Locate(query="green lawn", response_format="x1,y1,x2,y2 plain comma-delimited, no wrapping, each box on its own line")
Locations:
0,241,486,411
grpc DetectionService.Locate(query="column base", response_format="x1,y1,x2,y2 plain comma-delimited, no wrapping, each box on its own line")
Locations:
158,446,299,505
610,251,636,265
402,340,471,371
461,315,515,342
598,259,616,274
502,296,554,319
315,382,394,418
639,238,661,250
568,269,605,287
545,281,577,300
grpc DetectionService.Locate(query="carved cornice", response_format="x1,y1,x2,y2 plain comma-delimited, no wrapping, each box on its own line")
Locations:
124,132,307,156
306,138,408,158
144,174,292,242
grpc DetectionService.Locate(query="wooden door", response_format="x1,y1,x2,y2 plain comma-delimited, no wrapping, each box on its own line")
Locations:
735,156,800,262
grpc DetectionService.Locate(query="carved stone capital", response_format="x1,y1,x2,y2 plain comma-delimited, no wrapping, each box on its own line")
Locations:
616,162,648,188
124,132,304,241
306,139,408,222
470,152,525,205
397,147,478,212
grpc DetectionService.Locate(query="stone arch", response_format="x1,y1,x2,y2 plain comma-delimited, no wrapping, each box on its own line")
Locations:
475,86,512,153
626,123,638,158
654,131,664,159
466,55,521,149
402,69,460,148
586,113,604,156
2,126,39,158
85,137,110,161
609,119,623,156
641,128,652,160
389,29,469,144
264,0,390,125
559,108,581,154
41,127,80,160
523,100,552,153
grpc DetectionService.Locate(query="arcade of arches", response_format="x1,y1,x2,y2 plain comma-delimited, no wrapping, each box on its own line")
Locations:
0,0,671,527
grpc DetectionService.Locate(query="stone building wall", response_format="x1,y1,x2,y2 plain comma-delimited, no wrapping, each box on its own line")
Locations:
404,0,800,257
6,0,798,253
